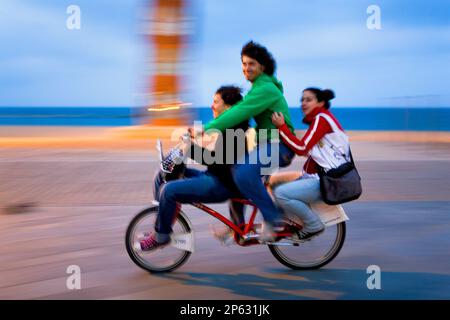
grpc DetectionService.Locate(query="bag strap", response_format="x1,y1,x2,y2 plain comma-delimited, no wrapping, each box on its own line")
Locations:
349,148,355,165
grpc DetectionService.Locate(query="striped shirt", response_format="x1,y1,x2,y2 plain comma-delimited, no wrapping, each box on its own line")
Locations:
278,108,349,175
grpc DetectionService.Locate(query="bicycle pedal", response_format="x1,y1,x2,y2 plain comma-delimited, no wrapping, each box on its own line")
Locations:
242,234,260,241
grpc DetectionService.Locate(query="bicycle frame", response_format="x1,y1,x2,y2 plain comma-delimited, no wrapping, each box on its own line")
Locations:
191,198,256,236
190,198,296,243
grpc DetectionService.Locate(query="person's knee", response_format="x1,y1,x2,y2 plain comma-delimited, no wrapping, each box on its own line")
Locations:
159,183,177,202
273,185,289,202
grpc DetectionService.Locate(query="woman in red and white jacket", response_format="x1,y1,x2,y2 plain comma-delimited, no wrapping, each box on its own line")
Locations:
271,88,350,240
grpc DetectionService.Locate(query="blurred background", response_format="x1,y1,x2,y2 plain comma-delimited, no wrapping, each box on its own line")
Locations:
0,0,449,130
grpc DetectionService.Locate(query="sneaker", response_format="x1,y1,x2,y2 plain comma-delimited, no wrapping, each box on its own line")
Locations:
210,225,234,246
259,221,288,243
139,234,170,251
259,223,275,243
297,227,325,241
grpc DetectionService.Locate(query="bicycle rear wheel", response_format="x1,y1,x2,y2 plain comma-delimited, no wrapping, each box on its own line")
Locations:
269,222,346,270
125,206,192,273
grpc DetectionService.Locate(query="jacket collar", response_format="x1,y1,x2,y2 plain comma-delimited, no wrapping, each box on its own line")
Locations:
303,107,327,125
252,73,284,92
253,73,270,85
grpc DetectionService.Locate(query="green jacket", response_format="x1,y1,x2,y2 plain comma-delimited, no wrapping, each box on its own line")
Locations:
204,73,295,140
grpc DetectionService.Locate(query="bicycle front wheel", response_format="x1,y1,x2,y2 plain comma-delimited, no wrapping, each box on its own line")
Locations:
269,222,346,270
125,206,192,273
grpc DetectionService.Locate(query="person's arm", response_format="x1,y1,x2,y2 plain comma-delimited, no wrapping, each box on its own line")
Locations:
278,116,332,156
204,84,280,132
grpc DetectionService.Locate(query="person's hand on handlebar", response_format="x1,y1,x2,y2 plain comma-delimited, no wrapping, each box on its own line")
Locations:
180,131,192,144
187,127,204,139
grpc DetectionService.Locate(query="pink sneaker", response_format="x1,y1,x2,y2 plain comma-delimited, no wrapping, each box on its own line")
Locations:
140,234,170,251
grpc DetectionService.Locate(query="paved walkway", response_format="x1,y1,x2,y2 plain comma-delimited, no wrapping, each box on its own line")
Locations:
0,127,449,299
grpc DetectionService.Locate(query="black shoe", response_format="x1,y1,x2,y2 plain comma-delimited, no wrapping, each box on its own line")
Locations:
298,228,325,241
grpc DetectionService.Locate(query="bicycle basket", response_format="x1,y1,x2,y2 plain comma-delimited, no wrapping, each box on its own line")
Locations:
161,147,184,173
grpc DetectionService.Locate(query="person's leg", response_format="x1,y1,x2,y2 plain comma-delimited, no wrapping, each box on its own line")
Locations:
232,162,279,225
153,167,204,201
273,178,325,232
230,142,294,241
143,168,217,250
228,201,245,226
231,142,293,225
154,173,233,241
183,167,204,178
142,172,234,250
153,170,165,201
267,171,301,196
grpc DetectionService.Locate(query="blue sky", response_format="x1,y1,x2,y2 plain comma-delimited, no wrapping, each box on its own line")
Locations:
0,0,449,107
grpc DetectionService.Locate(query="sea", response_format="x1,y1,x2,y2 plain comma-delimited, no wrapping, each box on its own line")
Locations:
0,106,449,131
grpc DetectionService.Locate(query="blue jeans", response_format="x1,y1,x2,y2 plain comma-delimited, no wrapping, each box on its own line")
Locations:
153,168,240,242
273,176,325,232
231,142,295,225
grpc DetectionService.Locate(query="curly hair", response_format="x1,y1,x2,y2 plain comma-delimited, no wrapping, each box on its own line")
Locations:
241,41,276,76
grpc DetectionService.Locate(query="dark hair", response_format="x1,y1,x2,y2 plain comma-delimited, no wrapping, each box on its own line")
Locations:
303,87,335,109
241,41,276,76
216,85,243,106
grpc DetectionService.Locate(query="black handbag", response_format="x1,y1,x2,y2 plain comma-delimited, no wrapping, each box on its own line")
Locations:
318,148,362,205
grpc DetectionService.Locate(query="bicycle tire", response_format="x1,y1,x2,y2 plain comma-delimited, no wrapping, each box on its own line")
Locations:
269,222,346,270
125,206,192,273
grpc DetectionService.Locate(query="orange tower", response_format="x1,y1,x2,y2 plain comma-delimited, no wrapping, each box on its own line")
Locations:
147,0,190,126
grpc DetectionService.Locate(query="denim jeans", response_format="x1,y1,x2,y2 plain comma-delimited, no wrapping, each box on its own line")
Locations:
273,176,325,232
153,168,240,242
231,142,295,225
